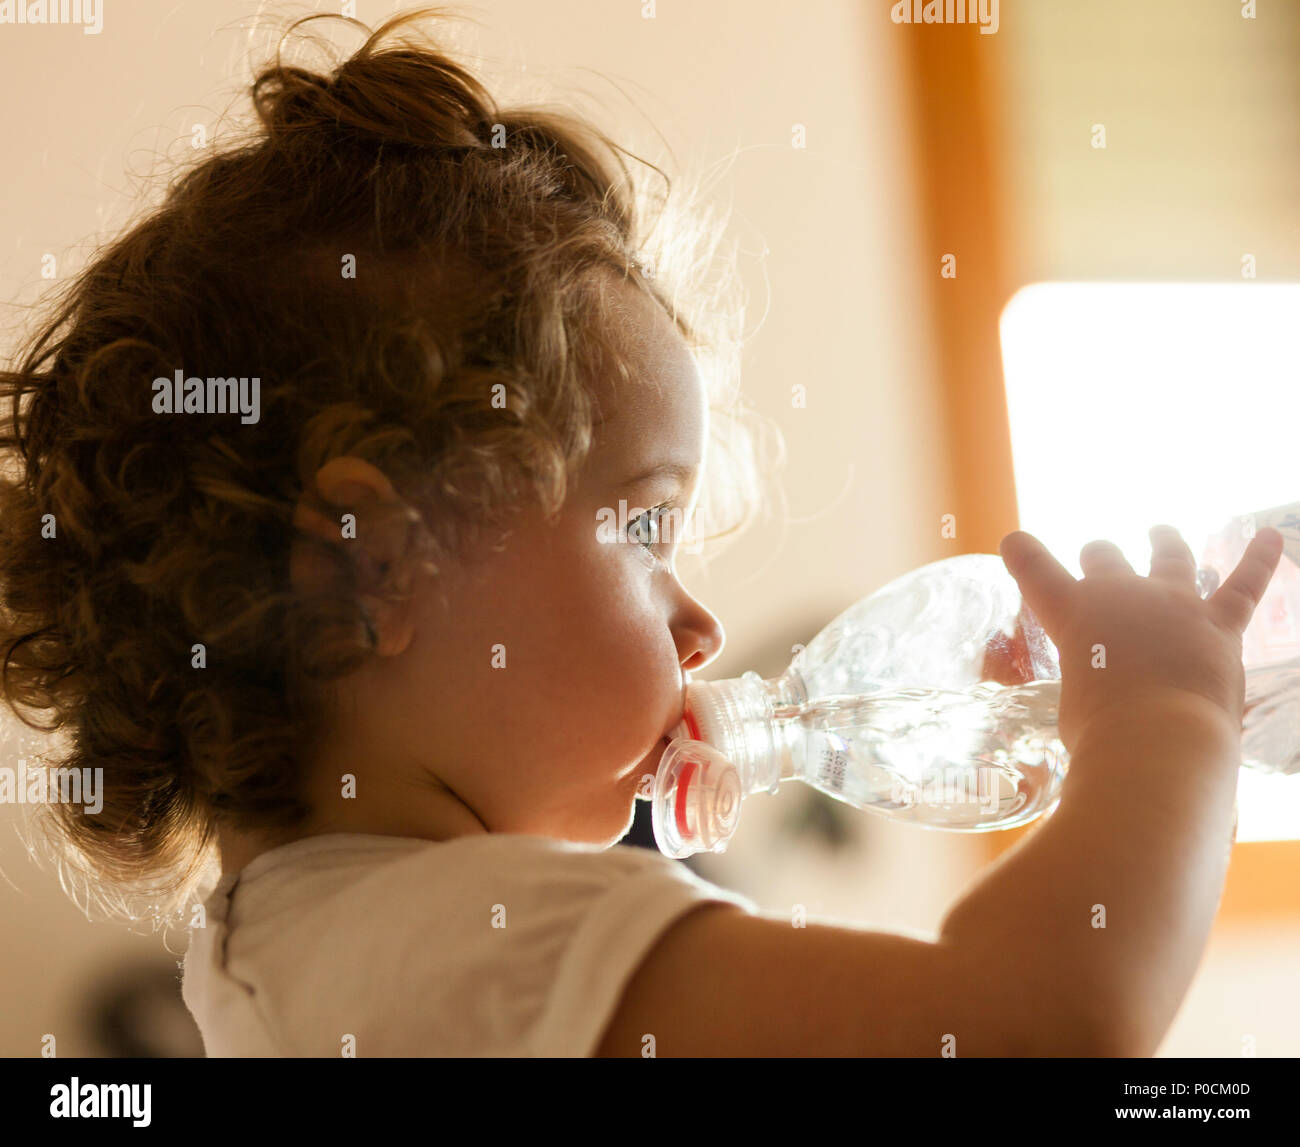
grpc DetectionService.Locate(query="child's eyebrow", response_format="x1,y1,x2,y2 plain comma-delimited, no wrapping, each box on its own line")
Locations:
619,461,699,490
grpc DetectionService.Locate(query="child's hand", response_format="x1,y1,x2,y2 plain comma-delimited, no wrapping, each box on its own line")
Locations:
999,524,1285,752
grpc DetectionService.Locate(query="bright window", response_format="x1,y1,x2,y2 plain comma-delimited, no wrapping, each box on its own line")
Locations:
999,282,1300,842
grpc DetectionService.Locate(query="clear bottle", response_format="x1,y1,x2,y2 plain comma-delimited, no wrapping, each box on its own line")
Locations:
651,503,1300,860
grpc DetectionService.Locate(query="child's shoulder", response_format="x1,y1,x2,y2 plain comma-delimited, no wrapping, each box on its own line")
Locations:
372,832,691,889
234,831,690,900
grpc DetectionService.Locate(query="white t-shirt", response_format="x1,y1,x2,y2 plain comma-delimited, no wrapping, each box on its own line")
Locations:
181,832,759,1057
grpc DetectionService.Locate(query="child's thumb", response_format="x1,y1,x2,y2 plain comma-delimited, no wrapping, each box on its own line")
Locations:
999,531,1073,642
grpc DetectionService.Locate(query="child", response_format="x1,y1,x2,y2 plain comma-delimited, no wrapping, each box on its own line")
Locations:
0,7,1281,1057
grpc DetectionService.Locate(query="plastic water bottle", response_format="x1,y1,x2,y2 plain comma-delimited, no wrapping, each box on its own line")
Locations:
651,503,1300,860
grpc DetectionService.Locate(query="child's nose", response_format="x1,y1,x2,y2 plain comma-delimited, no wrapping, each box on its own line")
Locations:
677,600,725,674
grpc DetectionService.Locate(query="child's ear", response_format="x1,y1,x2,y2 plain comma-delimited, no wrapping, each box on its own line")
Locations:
290,456,422,658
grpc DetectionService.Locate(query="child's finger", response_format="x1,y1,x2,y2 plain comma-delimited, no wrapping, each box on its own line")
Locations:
1207,526,1285,634
1079,538,1135,579
999,531,1075,640
1147,524,1197,586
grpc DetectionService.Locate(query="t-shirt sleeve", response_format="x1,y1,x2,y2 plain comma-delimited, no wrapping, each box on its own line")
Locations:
526,843,760,1056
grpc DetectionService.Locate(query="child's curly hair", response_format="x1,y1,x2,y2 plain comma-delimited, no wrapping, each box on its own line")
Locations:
0,6,776,926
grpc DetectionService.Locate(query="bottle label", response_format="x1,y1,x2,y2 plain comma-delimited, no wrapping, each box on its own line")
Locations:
817,745,848,793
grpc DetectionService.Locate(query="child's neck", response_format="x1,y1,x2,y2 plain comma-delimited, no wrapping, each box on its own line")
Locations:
216,801,491,875
217,825,302,876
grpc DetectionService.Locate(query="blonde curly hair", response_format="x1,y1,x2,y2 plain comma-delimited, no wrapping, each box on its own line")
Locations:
0,6,778,927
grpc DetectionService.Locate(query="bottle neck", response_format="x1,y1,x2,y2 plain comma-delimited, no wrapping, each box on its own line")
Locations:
683,668,809,795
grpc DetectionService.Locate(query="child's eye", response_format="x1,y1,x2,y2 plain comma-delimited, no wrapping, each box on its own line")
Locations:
628,504,666,550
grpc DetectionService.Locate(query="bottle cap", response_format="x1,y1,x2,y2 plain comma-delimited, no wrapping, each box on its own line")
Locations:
650,738,743,859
